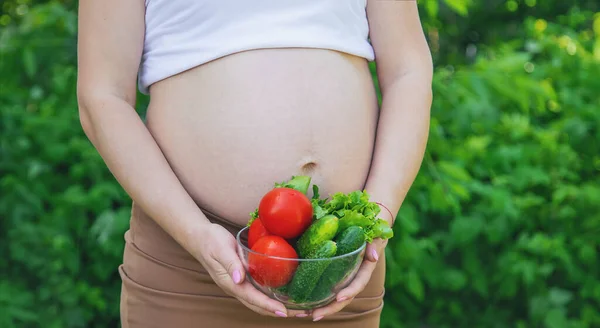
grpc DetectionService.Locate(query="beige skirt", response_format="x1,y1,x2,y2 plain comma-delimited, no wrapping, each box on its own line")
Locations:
118,202,386,328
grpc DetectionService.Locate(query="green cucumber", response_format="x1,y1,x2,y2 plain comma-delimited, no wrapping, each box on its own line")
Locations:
273,284,289,294
308,226,366,301
296,214,339,258
288,240,337,303
334,226,367,255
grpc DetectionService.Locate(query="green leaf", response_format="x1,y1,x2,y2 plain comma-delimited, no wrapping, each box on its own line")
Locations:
426,0,439,18
450,182,470,200
465,135,492,154
338,209,372,231
397,204,419,234
594,39,600,61
578,244,597,263
444,0,469,16
366,218,394,240
443,269,467,291
450,216,483,245
311,199,328,220
594,13,600,36
548,288,573,306
90,211,117,246
479,52,532,72
544,308,568,328
23,48,37,78
247,209,259,226
274,175,311,195
312,184,321,200
406,270,425,301
438,161,472,181
7,307,38,322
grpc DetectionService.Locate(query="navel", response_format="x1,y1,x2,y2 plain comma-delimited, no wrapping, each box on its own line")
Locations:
300,161,318,174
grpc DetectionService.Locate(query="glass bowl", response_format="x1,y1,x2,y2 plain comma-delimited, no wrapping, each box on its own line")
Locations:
235,226,366,310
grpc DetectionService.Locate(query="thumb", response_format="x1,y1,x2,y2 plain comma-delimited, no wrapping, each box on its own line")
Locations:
365,238,385,262
215,243,246,285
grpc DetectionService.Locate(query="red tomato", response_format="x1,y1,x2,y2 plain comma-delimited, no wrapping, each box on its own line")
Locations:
258,187,313,239
248,218,270,249
248,235,299,288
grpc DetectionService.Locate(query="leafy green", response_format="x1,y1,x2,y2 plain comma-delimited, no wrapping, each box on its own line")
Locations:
311,185,328,220
247,208,259,227
310,188,394,243
366,219,395,241
338,209,373,231
273,175,311,195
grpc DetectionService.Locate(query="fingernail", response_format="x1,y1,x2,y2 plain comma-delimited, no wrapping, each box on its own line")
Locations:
337,296,348,302
232,270,241,284
313,316,324,322
296,313,308,318
371,249,379,261
275,311,287,317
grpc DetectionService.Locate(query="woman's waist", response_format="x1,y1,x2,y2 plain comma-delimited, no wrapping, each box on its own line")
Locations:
146,101,378,222
147,132,377,227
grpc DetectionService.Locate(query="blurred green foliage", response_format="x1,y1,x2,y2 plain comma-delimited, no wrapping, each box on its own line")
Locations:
1,1,599,327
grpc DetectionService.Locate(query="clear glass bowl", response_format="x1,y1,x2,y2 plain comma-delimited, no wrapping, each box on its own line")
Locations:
236,226,366,310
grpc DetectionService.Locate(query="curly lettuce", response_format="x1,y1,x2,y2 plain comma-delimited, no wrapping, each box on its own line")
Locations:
310,186,394,243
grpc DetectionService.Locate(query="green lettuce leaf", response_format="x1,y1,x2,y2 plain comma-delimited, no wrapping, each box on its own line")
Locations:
365,219,395,242
311,185,328,220
313,188,394,242
338,209,372,231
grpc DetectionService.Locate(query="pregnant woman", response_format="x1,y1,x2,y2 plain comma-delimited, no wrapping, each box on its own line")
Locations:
76,0,432,327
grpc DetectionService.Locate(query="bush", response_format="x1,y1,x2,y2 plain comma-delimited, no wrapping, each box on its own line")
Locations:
1,1,598,328
380,10,600,328
0,3,132,327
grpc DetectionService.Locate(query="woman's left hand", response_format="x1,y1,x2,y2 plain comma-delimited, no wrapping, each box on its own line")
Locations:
309,237,388,322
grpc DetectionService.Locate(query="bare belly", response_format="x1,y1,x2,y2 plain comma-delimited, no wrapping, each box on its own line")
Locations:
145,48,379,226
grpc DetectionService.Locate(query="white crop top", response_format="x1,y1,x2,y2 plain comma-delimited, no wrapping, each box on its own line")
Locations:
138,0,375,94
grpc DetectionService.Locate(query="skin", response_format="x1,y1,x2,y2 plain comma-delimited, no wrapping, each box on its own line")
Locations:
311,0,433,320
77,0,431,323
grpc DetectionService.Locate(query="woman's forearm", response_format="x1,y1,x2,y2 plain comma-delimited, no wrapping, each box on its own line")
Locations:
78,94,211,252
364,73,432,225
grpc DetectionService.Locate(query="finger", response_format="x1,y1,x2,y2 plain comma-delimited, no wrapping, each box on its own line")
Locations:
217,238,247,285
236,281,293,317
239,281,311,317
365,238,386,262
204,243,246,289
239,298,294,318
310,297,354,321
237,282,310,318
238,298,280,317
335,259,378,301
288,309,312,318
207,253,294,317
212,268,293,318
310,260,377,320
238,297,309,318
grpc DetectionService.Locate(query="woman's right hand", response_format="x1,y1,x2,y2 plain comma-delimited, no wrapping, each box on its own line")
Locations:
192,223,309,319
